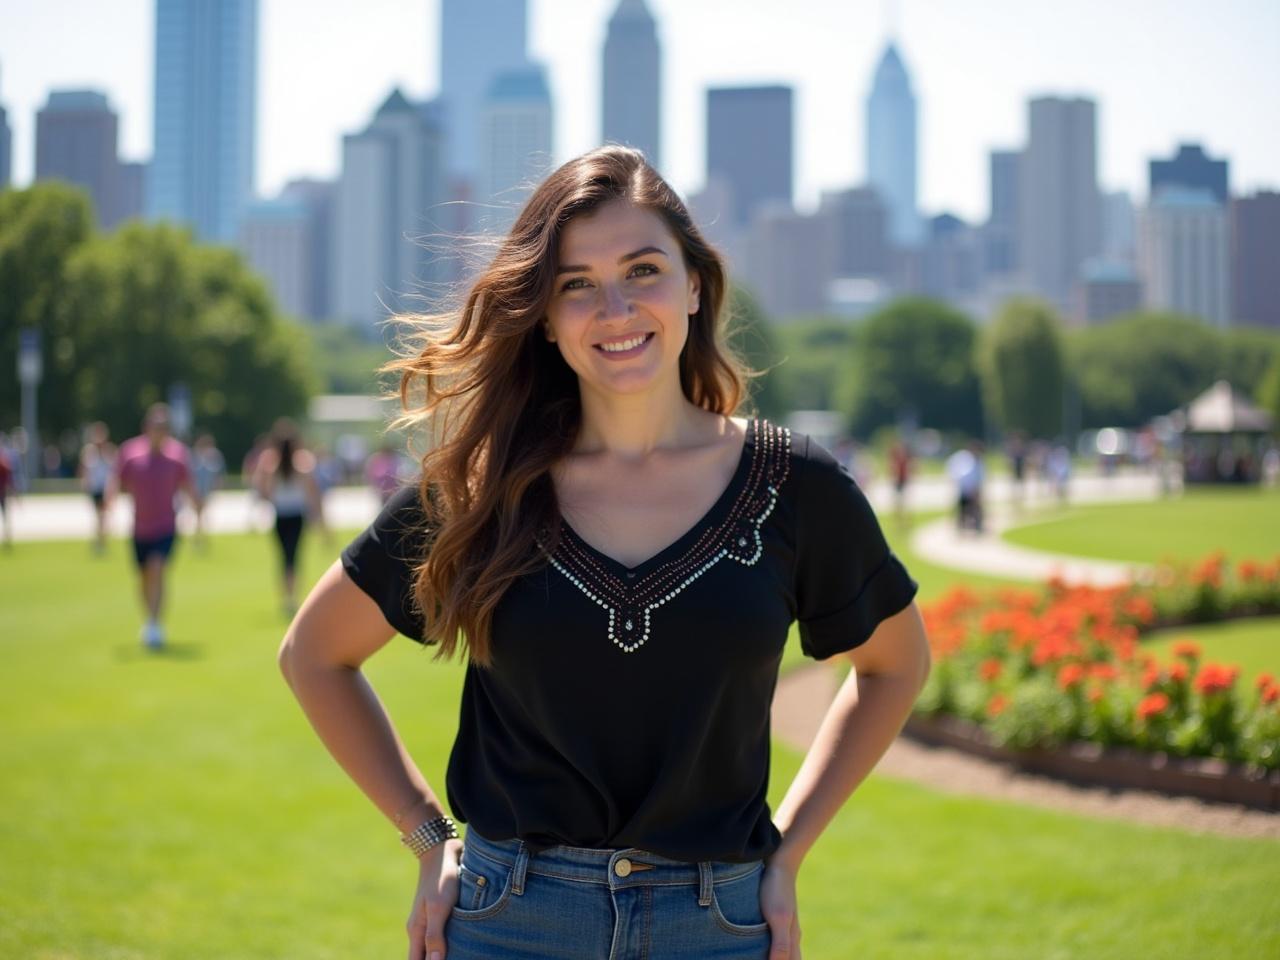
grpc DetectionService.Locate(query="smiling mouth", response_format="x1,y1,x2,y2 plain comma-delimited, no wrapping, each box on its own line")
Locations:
593,332,655,356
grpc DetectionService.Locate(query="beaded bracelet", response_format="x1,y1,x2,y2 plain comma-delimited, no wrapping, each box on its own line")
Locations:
400,815,459,859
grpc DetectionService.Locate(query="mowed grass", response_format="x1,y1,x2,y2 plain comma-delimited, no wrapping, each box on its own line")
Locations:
1,527,1278,959
1001,486,1280,565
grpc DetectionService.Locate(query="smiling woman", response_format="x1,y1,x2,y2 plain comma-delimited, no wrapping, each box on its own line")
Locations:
278,145,930,960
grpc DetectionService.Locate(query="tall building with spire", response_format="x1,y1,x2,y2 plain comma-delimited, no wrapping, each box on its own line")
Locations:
602,0,661,168
439,0,528,186
147,0,258,243
866,42,921,247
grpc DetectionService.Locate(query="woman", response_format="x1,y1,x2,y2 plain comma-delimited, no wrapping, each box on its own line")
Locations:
78,421,116,555
254,419,325,615
279,146,931,960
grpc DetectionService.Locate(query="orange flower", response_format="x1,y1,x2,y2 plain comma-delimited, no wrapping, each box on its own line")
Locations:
1137,692,1170,720
1087,686,1105,704
986,693,1009,717
1256,673,1277,693
979,658,1003,682
1172,640,1202,661
1193,663,1240,696
1168,662,1189,684
1057,663,1087,691
1263,686,1279,706
1089,663,1120,682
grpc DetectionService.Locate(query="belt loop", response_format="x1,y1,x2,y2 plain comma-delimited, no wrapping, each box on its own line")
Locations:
511,841,530,896
697,861,713,907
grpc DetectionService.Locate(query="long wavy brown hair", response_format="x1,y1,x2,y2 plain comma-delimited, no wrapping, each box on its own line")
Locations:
387,145,756,666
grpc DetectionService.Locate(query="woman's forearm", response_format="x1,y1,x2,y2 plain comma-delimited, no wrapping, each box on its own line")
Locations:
770,668,924,874
282,656,444,829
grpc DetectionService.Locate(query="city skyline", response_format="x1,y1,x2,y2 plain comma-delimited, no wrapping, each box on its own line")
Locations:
2,0,1277,224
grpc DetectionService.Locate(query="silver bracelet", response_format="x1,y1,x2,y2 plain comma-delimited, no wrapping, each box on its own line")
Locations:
400,815,459,858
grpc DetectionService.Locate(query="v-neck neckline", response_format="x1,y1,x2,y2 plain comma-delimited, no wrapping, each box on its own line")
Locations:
557,417,759,578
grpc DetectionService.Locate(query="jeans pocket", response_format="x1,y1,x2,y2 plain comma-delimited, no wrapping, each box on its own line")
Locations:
710,862,771,937
450,847,514,921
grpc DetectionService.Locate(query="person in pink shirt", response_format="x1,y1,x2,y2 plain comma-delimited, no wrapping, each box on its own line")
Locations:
109,403,200,649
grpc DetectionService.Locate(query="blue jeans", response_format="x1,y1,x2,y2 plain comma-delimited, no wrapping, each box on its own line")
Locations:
445,829,772,959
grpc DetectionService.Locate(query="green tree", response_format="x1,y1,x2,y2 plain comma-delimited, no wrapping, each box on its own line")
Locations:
57,222,315,462
770,316,858,414
1221,327,1280,398
1064,312,1224,427
846,297,983,437
977,298,1066,439
724,285,786,419
0,183,94,430
1258,351,1280,430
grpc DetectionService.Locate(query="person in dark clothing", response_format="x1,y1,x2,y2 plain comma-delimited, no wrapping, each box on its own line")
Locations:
278,146,931,960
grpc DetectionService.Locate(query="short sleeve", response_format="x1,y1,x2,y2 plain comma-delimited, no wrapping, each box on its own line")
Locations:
793,434,919,660
341,485,432,642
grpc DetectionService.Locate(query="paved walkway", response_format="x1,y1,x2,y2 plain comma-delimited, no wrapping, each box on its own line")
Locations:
906,472,1163,586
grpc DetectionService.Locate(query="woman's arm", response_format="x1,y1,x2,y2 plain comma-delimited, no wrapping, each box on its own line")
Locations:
771,601,931,873
278,558,445,829
760,602,931,960
279,559,459,960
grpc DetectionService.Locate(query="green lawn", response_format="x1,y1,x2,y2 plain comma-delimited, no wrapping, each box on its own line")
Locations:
2,529,1277,959
1001,486,1280,565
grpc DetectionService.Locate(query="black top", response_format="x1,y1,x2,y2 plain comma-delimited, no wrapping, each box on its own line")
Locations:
340,419,918,863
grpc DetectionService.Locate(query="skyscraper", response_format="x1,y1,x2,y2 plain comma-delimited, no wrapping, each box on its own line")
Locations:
706,86,793,227
148,0,258,244
983,150,1020,275
1017,96,1101,311
1150,144,1229,205
439,0,528,185
35,90,121,227
866,42,921,247
1138,187,1229,327
479,65,554,231
0,65,11,189
333,90,446,326
819,187,890,279
1230,191,1280,329
602,0,661,168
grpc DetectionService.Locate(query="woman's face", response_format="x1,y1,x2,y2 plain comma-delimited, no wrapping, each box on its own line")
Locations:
544,199,700,402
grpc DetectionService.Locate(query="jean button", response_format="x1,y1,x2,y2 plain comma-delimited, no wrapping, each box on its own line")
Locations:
614,857,632,878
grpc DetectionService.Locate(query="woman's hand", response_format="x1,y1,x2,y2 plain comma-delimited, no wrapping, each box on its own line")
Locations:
406,837,463,960
761,859,802,959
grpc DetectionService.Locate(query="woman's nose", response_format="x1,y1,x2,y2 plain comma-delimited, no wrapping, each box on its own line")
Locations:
599,282,633,320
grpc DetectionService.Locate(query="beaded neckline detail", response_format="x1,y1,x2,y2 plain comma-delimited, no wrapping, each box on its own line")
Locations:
538,418,792,653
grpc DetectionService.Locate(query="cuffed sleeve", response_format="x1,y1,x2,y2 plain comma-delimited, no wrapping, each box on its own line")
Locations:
340,484,432,642
792,435,918,660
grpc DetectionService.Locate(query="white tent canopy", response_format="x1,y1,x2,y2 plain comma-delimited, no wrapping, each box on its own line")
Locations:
1172,380,1273,434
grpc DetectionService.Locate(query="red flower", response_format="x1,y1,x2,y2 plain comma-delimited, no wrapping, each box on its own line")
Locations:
1087,686,1105,704
1168,662,1189,684
1172,640,1202,661
986,694,1009,718
1137,693,1170,721
979,658,1003,682
1257,673,1277,693
1193,663,1240,696
1263,686,1279,706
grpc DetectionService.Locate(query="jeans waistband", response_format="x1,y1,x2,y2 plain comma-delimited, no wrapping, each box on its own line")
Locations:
461,828,761,903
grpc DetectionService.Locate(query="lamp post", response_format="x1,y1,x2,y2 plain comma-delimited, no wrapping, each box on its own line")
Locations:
17,328,42,489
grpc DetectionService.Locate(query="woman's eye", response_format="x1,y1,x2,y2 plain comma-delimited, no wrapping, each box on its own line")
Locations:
561,277,590,292
630,263,659,278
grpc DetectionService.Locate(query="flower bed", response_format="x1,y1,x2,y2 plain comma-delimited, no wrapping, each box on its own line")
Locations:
913,552,1280,800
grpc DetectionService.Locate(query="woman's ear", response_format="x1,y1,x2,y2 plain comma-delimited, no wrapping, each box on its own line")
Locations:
543,319,557,343
687,274,701,316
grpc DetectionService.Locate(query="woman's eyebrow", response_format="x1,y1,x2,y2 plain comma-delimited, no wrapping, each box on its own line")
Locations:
556,246,669,275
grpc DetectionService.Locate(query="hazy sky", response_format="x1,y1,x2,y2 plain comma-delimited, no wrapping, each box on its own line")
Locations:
2,0,1277,222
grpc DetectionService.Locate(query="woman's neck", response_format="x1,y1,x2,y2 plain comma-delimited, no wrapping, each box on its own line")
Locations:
574,387,716,461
